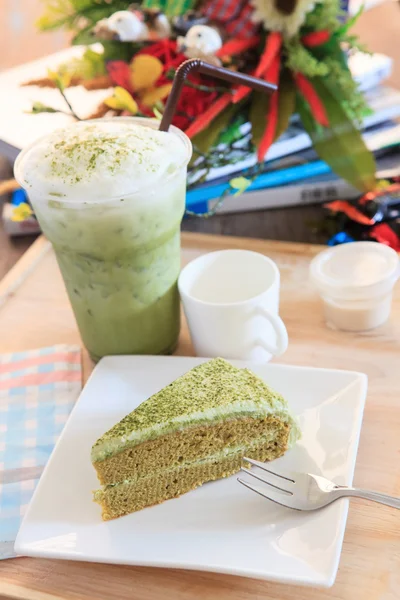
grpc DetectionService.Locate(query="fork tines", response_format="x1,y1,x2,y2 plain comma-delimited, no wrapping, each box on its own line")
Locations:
242,457,295,483
238,457,294,500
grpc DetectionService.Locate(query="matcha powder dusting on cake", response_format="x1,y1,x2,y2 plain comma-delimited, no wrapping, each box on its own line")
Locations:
91,358,300,463
91,358,301,520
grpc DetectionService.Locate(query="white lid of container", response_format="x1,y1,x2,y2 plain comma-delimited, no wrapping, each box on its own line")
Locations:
310,241,400,301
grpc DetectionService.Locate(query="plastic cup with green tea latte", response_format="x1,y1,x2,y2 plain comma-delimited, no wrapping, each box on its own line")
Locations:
14,117,192,361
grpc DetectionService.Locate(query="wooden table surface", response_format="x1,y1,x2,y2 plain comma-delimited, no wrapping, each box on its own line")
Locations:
0,233,399,600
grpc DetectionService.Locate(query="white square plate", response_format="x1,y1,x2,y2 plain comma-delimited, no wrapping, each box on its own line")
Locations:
15,356,367,587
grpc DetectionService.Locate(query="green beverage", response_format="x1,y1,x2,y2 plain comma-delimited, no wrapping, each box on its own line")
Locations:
14,117,192,361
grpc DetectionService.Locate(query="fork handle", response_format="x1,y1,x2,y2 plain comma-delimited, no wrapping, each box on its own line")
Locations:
336,488,400,510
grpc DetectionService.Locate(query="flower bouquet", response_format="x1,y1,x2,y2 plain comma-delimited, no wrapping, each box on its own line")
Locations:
25,0,377,209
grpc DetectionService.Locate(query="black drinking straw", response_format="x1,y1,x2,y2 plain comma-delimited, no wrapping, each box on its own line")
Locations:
159,58,277,132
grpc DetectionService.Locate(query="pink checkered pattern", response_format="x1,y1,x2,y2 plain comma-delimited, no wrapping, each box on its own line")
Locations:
0,345,82,559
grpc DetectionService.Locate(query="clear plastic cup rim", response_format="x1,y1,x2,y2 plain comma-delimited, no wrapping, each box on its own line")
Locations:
14,116,193,204
310,241,400,302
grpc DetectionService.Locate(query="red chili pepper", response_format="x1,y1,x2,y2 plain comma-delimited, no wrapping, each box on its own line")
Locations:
232,32,282,104
301,30,330,47
258,91,278,162
255,32,282,77
294,73,329,127
216,36,260,57
257,54,281,161
184,93,232,138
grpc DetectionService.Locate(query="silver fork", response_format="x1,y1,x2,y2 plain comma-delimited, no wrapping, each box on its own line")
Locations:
238,457,400,511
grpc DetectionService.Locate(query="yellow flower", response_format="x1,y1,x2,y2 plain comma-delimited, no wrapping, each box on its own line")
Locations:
12,202,33,222
130,55,172,107
104,87,139,114
47,69,72,91
250,0,319,38
104,55,172,114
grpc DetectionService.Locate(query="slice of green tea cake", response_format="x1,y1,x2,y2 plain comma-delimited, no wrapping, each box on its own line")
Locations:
92,358,300,520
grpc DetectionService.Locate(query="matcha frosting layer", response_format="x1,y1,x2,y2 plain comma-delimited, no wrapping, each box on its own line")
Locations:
91,358,300,462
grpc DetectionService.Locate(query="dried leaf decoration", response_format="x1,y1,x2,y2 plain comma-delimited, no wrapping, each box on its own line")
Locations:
230,176,251,196
30,102,58,114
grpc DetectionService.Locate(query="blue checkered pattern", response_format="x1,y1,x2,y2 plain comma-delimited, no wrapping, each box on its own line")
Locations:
0,345,81,559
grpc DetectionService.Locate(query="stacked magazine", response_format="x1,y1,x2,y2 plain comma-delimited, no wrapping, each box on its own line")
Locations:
187,51,400,216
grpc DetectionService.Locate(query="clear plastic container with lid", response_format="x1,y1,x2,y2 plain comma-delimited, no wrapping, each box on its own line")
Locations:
310,241,399,332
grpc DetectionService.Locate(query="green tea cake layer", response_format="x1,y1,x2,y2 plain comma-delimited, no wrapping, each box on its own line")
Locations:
94,429,289,520
94,415,288,485
92,358,299,464
92,358,300,519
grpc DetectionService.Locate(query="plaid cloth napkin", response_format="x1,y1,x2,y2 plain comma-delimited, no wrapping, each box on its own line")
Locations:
0,345,82,559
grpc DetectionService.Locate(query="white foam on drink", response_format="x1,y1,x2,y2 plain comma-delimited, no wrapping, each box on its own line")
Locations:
16,120,188,201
